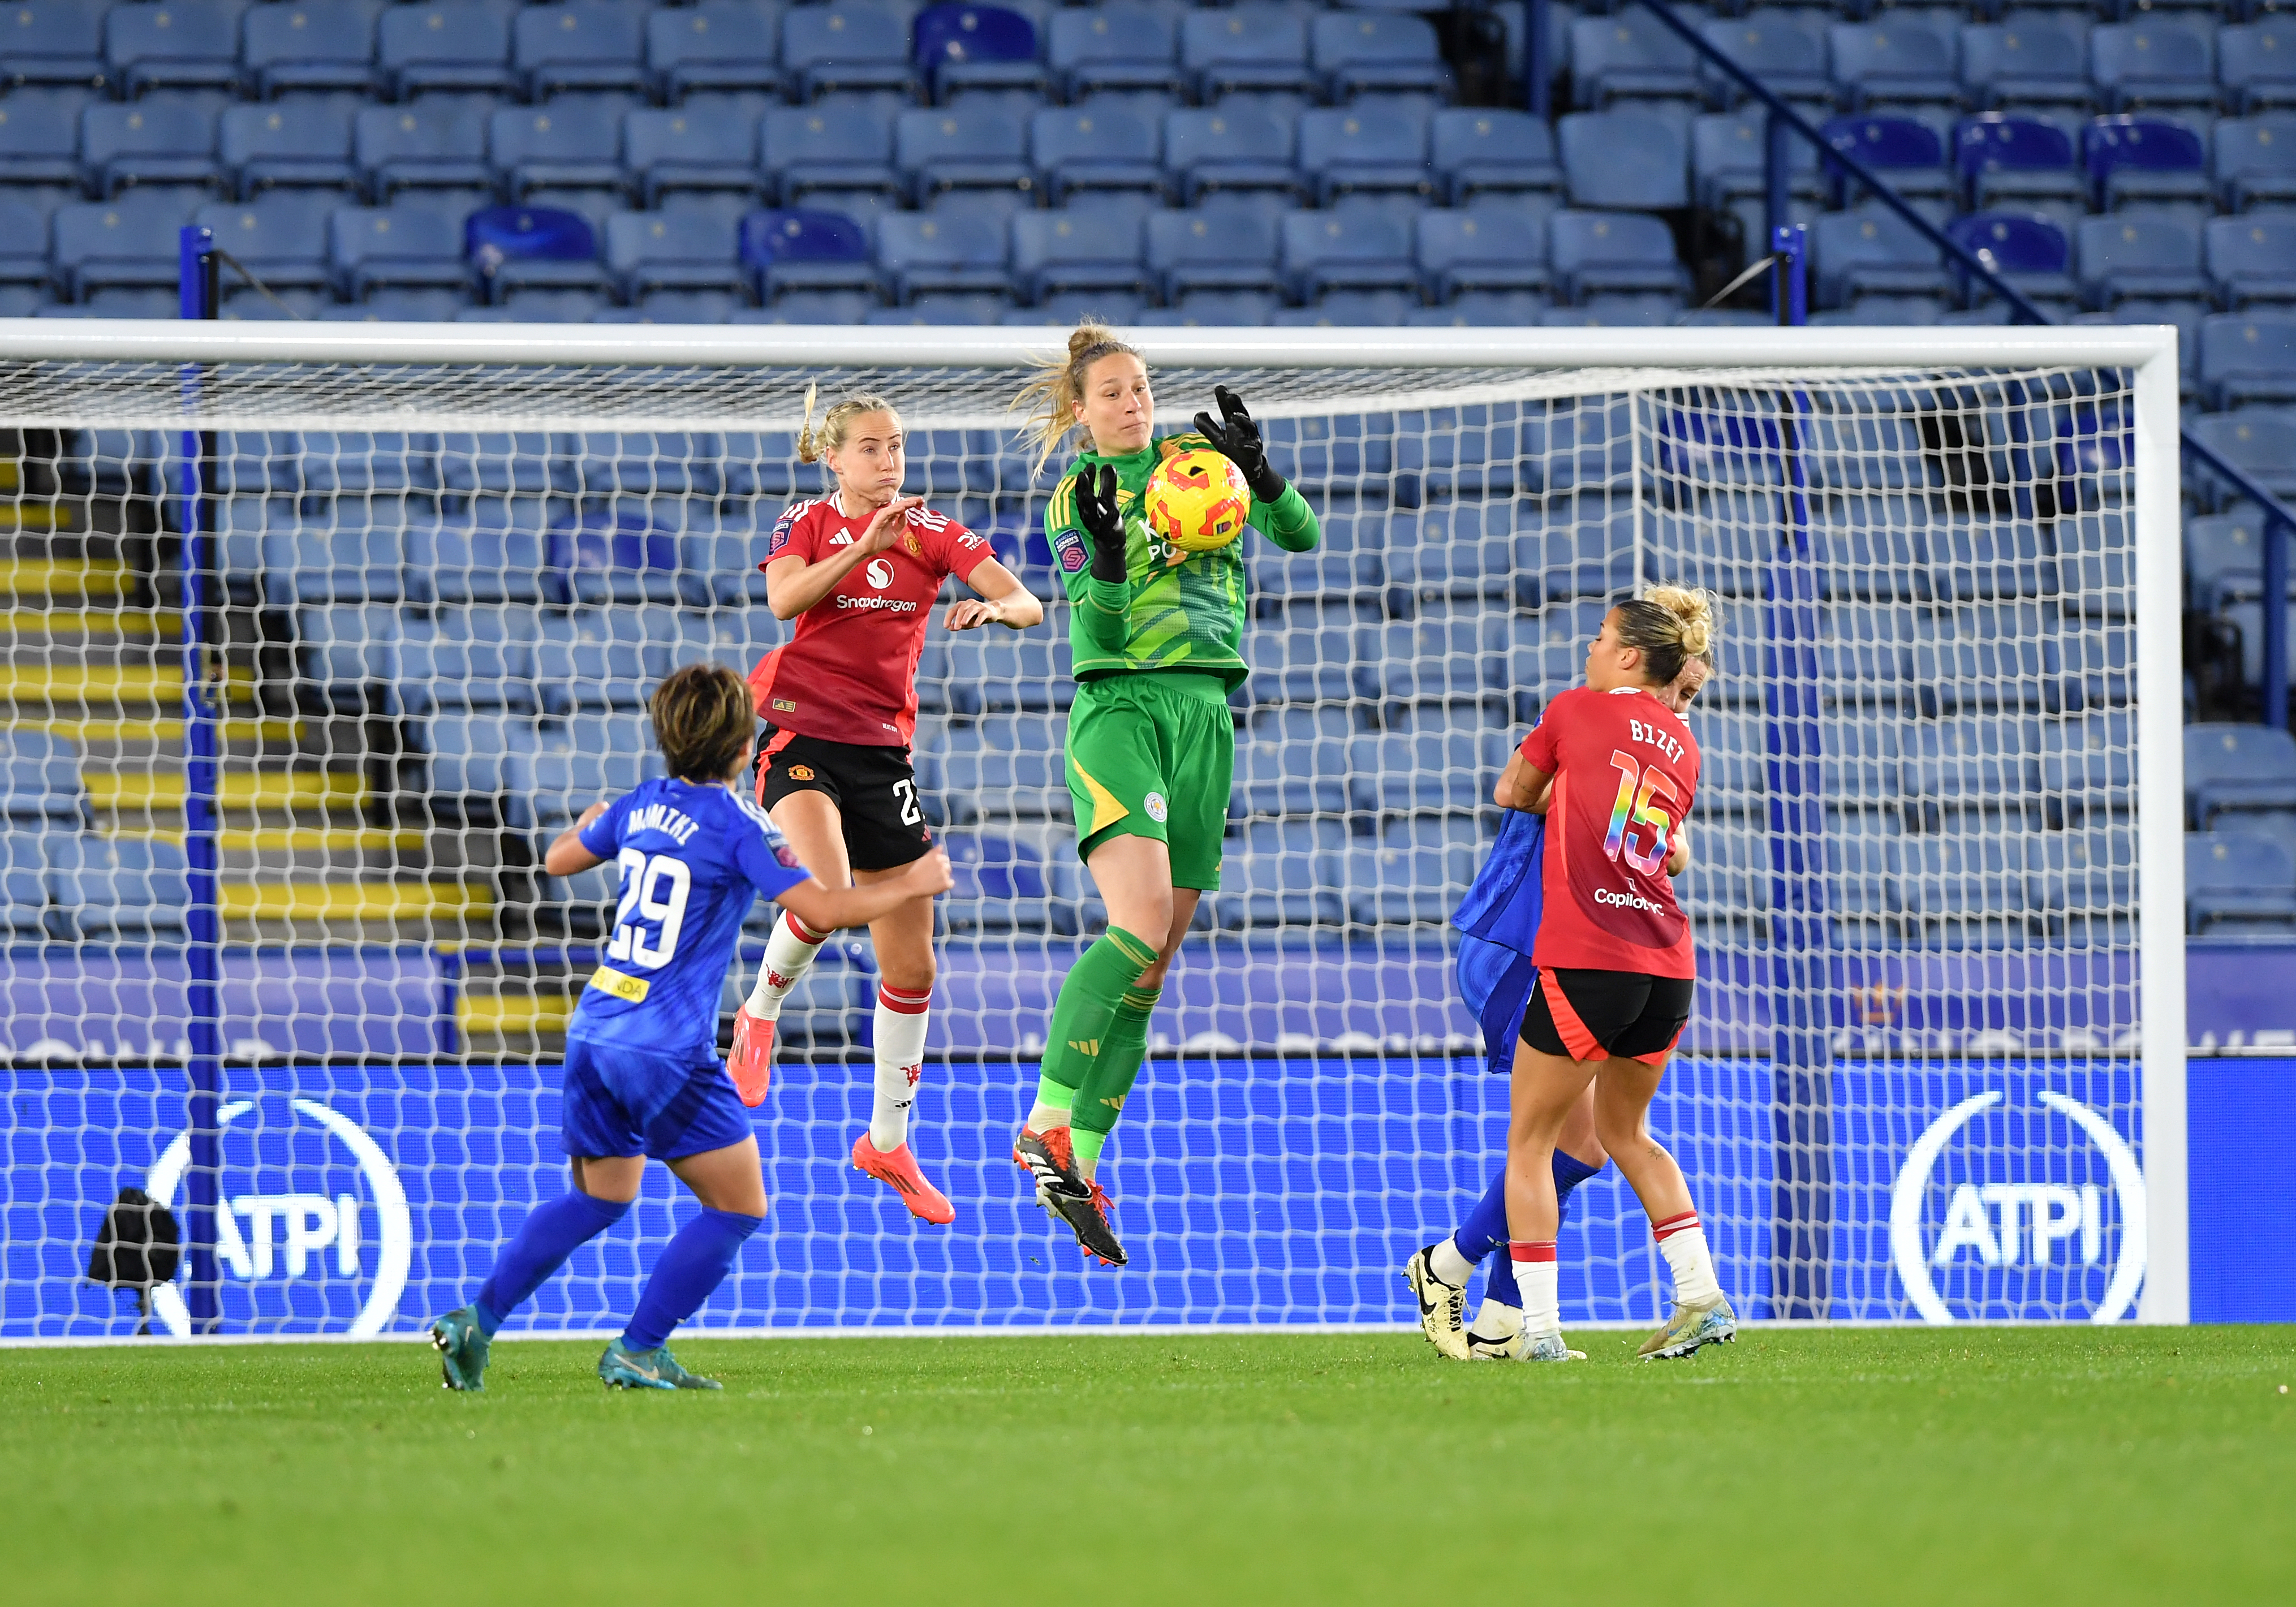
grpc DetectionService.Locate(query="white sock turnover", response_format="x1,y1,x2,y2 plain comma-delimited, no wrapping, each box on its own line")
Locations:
1653,1211,1722,1306
869,983,931,1152
746,910,825,1018
1428,1237,1475,1287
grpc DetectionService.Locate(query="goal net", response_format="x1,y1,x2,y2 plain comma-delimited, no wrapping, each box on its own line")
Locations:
0,324,2185,1339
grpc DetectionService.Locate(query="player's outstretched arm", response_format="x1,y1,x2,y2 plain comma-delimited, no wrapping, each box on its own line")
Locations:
1667,821,1691,876
542,802,611,874
777,846,954,933
1192,385,1319,553
945,557,1044,632
1493,751,1553,814
764,495,924,619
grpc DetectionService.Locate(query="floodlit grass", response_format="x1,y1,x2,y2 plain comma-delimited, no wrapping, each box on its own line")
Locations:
1,1327,2290,1604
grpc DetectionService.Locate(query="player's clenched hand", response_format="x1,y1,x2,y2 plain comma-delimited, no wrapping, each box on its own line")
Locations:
1192,385,1286,503
906,846,954,898
1075,464,1128,581
858,494,924,554
944,597,1006,631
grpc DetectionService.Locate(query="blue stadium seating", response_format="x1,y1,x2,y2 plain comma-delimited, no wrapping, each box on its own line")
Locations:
1029,104,1161,204
1279,208,1415,300
195,192,335,290
490,103,623,206
1955,113,2081,213
897,106,1032,204
221,100,357,197
83,98,220,196
1164,105,1294,203
762,104,901,206
1143,204,1280,300
378,2,515,101
740,206,878,300
105,0,241,99
1699,12,1831,110
1214,820,1345,930
1311,11,1450,105
2084,115,2210,213
2200,312,2296,408
622,107,762,208
2215,115,2296,210
1959,18,2092,113
514,0,645,100
45,835,188,942
330,202,468,299
1559,109,1687,211
1828,18,1959,112
2187,723,2296,828
1550,208,1688,304
1570,11,1699,111
2091,19,2217,114
1049,3,1178,102
646,1,781,101
783,1,915,102
1,730,79,822
467,204,602,305
2187,830,2296,934
1297,105,1431,205
355,104,490,201
2223,17,2296,115
243,1,378,100
1181,5,1313,104
1945,211,2077,311
1010,208,1147,301
915,3,1044,105
1429,107,1556,203
876,207,1007,300
1698,110,1821,213
52,192,194,299
2077,214,2206,309
1416,205,1547,301
2187,412,2296,509
0,5,105,91
0,91,85,187
2208,214,2296,308
605,208,741,303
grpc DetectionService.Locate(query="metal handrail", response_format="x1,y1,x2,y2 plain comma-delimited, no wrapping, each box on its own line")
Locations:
1527,0,2296,727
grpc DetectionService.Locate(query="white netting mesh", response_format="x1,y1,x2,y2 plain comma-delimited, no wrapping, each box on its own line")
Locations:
0,344,2155,1337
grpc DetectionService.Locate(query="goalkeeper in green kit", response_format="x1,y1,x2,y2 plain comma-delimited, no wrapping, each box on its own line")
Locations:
1007,323,1321,1267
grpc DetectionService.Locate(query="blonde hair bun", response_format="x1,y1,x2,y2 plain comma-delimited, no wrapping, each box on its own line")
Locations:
1643,584,1716,661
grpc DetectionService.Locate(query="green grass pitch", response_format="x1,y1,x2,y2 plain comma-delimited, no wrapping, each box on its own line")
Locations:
3,1326,2290,1605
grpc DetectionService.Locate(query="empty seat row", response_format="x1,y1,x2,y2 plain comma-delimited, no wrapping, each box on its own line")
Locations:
0,827,189,942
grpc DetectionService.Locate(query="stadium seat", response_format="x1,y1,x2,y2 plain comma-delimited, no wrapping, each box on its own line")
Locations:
914,4,1044,105
740,207,879,301
51,194,196,300
1233,706,1353,818
940,831,1065,933
378,2,515,101
1953,114,2081,212
1029,106,1162,204
467,205,604,304
533,610,674,713
1311,11,1452,104
0,5,105,91
2199,312,2296,407
1697,111,1823,214
1415,205,1548,301
1819,114,1952,210
1181,6,1314,103
409,498,549,604
513,0,645,100
876,209,1009,301
1049,3,1182,102
395,603,541,717
1569,11,1699,111
1164,106,1296,203
604,210,743,304
646,0,782,102
104,0,240,98
243,0,379,100
1280,209,1418,301
2077,215,2207,310
2084,115,2210,213
1241,601,1358,706
551,501,684,608
44,835,188,942
2222,17,2296,115
1958,18,2093,113
1351,614,1502,706
436,429,576,499
1144,206,1282,300
917,714,1068,822
299,430,438,496
1296,106,1433,205
218,101,356,200
490,102,626,209
2186,830,2296,933
2214,115,2296,211
2207,215,2296,309
941,632,1075,716
0,89,87,186
329,203,469,299
2186,510,2273,609
762,104,901,207
898,106,1033,204
1,730,79,822
1827,18,1961,111
1010,209,1148,303
82,100,220,197
1212,820,1345,929
2090,20,2218,114
623,108,764,208
1549,209,1688,304
1429,108,1557,204
783,1,916,102
2187,412,2296,510
571,429,725,501
354,104,492,202
193,193,335,291
1945,212,2077,313
1698,12,1832,110
1558,109,1687,211
1338,819,1475,926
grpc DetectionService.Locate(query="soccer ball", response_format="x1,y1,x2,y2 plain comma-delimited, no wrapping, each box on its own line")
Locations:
1144,447,1252,554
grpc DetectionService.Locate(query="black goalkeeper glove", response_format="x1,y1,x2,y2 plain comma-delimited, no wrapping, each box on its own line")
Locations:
1074,463,1128,582
1193,384,1286,504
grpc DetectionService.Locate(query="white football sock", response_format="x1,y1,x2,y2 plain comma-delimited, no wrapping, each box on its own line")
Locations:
868,983,932,1152
1653,1210,1722,1305
745,911,825,1018
1510,1244,1561,1336
1429,1237,1475,1287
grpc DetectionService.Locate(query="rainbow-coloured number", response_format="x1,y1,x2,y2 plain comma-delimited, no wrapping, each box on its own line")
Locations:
1604,751,1679,877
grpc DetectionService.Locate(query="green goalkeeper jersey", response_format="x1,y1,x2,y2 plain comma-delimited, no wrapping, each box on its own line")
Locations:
1045,432,1321,691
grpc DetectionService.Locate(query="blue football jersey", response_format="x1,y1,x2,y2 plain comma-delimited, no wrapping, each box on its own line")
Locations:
568,778,812,1056
1453,809,1545,957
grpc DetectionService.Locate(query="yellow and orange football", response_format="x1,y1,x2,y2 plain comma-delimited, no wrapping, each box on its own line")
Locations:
1144,447,1252,554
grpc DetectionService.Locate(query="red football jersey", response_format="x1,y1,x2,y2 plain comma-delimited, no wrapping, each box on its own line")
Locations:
1518,684,1701,979
747,496,992,747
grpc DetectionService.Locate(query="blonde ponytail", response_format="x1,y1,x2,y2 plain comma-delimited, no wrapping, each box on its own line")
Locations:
1011,320,1143,473
1614,586,1720,687
795,381,899,466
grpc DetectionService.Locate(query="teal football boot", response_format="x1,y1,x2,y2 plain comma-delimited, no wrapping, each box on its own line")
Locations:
1638,1294,1739,1360
430,1306,491,1393
598,1337,722,1391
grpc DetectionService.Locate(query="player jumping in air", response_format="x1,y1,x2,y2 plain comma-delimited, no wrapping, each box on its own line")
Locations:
1496,588,1735,1362
429,665,953,1392
1404,651,1711,1360
1007,324,1320,1267
726,386,1042,1226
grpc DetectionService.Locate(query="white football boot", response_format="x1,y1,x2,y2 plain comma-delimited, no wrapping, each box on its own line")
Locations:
1402,1244,1471,1360
1465,1300,1523,1362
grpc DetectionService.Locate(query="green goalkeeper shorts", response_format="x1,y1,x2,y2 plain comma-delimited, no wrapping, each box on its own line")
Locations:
1064,671,1234,891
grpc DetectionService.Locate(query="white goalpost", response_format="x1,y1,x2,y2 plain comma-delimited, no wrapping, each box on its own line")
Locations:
0,322,2184,1337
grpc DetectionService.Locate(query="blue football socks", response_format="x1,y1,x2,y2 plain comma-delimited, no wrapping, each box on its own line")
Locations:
1452,1148,1601,1307
473,1188,632,1336
623,1207,763,1352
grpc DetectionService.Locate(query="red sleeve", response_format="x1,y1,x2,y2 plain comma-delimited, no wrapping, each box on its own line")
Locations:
761,500,816,568
936,512,995,585
1520,689,1570,771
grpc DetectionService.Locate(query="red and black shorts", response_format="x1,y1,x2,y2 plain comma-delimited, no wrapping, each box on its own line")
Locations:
752,726,933,873
1520,968,1696,1066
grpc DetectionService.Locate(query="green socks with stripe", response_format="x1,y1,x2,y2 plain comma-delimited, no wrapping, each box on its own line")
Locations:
1031,925,1158,1129
1070,984,1161,1170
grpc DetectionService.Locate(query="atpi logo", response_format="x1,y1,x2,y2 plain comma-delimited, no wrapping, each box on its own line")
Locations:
1889,1090,2147,1325
143,1100,411,1337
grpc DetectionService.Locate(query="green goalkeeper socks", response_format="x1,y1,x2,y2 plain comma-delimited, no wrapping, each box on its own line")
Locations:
1070,984,1161,1166
1033,925,1158,1119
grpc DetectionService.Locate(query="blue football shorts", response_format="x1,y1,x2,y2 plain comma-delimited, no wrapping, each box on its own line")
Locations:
559,1037,755,1161
1456,933,1540,1080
